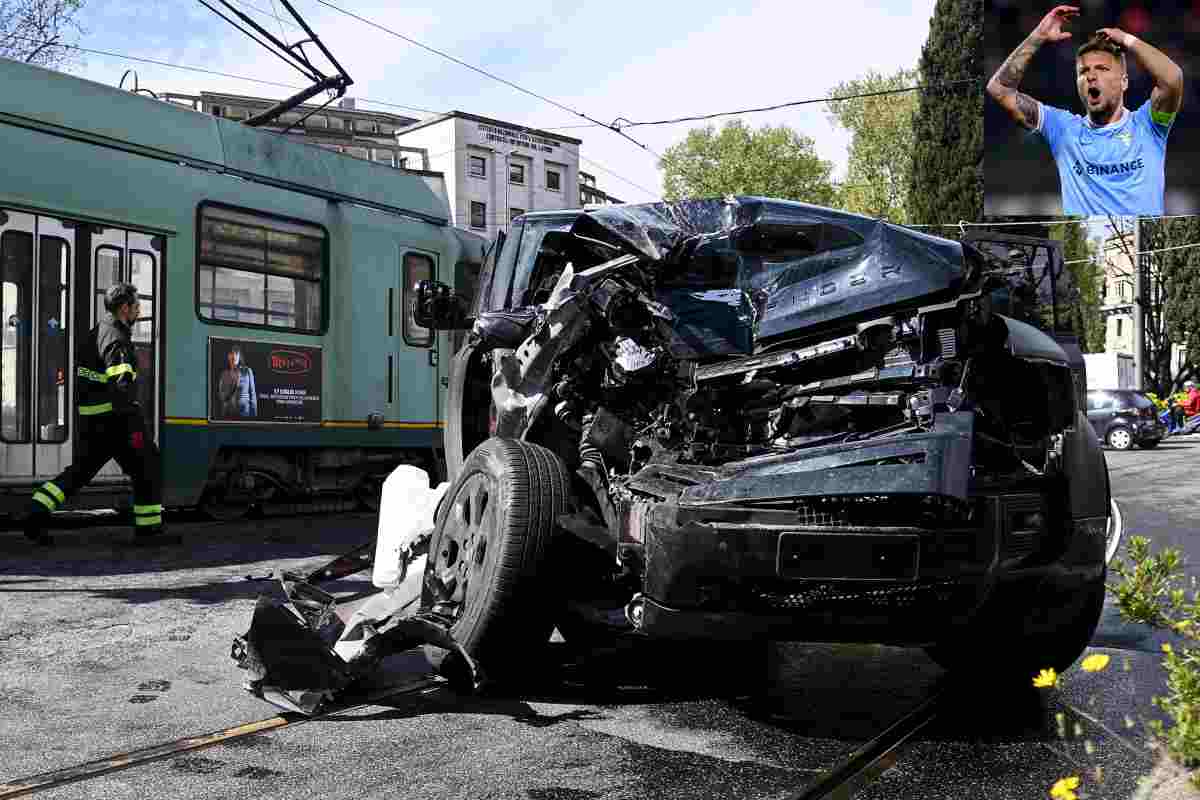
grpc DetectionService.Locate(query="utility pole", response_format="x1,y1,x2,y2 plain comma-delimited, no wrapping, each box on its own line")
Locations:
1133,217,1144,390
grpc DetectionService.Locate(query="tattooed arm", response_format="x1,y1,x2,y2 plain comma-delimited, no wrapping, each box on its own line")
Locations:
1097,28,1183,116
987,6,1079,130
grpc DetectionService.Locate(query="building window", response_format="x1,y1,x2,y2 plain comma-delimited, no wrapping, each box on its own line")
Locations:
469,155,487,178
546,168,561,192
328,116,346,131
470,202,487,229
373,150,395,167
378,123,395,135
354,119,375,134
398,157,408,169
1116,318,1123,337
509,163,525,185
510,208,525,221
197,204,326,333
345,147,370,160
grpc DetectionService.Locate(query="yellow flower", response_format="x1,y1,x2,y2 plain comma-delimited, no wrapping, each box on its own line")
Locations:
1081,654,1111,672
1163,643,1174,654
1033,668,1059,688
1050,775,1081,800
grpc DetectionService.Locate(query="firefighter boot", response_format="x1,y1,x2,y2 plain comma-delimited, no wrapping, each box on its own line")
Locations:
22,507,53,548
132,524,182,547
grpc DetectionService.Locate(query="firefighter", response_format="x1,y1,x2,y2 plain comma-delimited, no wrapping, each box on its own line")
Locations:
23,283,176,547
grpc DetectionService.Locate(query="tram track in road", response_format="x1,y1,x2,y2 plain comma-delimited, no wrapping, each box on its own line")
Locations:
787,680,952,800
0,680,445,799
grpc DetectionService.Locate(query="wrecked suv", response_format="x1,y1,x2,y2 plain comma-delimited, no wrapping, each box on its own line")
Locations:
414,198,1115,682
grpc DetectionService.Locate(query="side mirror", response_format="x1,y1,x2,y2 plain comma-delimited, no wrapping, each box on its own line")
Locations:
414,279,473,330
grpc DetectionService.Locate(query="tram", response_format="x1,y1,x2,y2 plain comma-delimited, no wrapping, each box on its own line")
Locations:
0,56,485,518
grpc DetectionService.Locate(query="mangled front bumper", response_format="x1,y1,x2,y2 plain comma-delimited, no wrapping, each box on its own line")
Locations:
627,412,1105,644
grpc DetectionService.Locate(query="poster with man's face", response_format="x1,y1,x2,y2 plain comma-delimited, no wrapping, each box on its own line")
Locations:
208,337,322,423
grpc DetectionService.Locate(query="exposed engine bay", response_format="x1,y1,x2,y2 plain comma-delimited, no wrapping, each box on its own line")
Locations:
464,200,1080,551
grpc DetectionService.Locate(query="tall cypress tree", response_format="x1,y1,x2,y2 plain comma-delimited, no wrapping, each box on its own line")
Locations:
907,0,983,232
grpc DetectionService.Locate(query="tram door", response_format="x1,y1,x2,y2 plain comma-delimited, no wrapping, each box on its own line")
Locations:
0,210,74,481
397,248,439,425
88,226,161,481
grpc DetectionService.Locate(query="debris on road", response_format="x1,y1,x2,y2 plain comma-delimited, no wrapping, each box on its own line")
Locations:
231,467,477,715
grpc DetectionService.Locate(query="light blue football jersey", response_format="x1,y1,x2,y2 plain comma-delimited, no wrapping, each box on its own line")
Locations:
1036,99,1173,216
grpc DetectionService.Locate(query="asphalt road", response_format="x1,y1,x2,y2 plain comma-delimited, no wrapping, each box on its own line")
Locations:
0,438,1197,799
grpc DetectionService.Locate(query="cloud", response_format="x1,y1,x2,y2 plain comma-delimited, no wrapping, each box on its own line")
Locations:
70,0,937,200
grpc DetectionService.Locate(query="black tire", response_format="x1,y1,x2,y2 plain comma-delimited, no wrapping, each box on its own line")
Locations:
1138,439,1160,449
423,437,570,677
925,577,1106,682
1106,426,1134,450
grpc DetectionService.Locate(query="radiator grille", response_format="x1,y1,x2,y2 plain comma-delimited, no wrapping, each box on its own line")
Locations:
938,328,957,358
753,579,966,612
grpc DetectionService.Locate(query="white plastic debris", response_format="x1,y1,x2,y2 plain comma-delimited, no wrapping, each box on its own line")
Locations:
373,464,449,588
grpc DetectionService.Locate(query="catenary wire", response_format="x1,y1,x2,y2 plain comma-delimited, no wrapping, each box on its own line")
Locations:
311,0,662,159
539,78,980,131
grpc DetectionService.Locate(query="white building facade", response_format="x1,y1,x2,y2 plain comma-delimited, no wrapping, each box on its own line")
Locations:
395,112,584,240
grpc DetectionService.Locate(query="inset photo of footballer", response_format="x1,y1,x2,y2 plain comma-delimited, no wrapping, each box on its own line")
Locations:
985,2,1194,216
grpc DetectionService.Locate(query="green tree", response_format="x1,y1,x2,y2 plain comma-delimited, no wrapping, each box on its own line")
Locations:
1050,221,1103,352
907,0,982,232
1136,217,1200,393
0,0,85,69
659,120,837,205
826,67,919,223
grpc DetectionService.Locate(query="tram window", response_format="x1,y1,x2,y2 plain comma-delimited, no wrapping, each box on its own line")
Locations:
402,251,434,347
38,236,70,443
0,230,32,443
93,245,122,323
197,204,326,333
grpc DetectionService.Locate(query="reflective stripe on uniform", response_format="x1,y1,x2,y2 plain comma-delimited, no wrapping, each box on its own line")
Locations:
133,503,163,516
77,366,108,383
79,402,113,415
32,491,57,511
41,482,65,504
105,363,136,380
134,514,162,526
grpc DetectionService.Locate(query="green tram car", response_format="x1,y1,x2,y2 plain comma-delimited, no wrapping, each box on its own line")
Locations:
0,57,486,518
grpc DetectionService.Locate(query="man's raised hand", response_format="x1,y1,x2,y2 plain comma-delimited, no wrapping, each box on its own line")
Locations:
1034,5,1079,43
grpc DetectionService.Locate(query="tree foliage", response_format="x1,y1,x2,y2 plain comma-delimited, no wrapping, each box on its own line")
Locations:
1136,217,1200,393
1051,221,1103,352
826,68,919,223
0,0,84,69
907,0,982,232
659,120,837,206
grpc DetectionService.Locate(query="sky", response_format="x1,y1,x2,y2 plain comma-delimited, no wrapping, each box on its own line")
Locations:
65,0,939,202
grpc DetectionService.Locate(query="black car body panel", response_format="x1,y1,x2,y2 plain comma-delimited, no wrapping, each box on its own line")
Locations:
1086,389,1167,447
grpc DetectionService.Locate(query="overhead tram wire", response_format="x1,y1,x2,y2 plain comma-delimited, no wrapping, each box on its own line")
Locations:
4,33,442,115
226,0,303,29
311,0,662,160
539,78,981,131
194,0,322,83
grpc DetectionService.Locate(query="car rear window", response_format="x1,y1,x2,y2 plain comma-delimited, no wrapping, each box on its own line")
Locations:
1128,393,1155,409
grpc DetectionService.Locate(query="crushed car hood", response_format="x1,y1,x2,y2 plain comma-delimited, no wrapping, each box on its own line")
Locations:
572,197,970,344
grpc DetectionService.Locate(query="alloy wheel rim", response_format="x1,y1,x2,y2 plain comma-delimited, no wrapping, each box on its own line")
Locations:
431,471,496,623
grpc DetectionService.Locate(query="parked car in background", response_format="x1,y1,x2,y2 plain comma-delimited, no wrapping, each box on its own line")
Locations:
1086,389,1167,450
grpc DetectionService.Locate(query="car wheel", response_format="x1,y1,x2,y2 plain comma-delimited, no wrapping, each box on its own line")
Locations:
423,437,570,678
1138,439,1160,449
1106,426,1134,450
924,576,1106,682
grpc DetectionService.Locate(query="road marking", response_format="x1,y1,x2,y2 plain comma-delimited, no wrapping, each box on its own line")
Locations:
0,681,441,798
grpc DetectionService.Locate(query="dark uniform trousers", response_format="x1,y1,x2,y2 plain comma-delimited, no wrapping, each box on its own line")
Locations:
28,313,165,533
31,413,164,530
